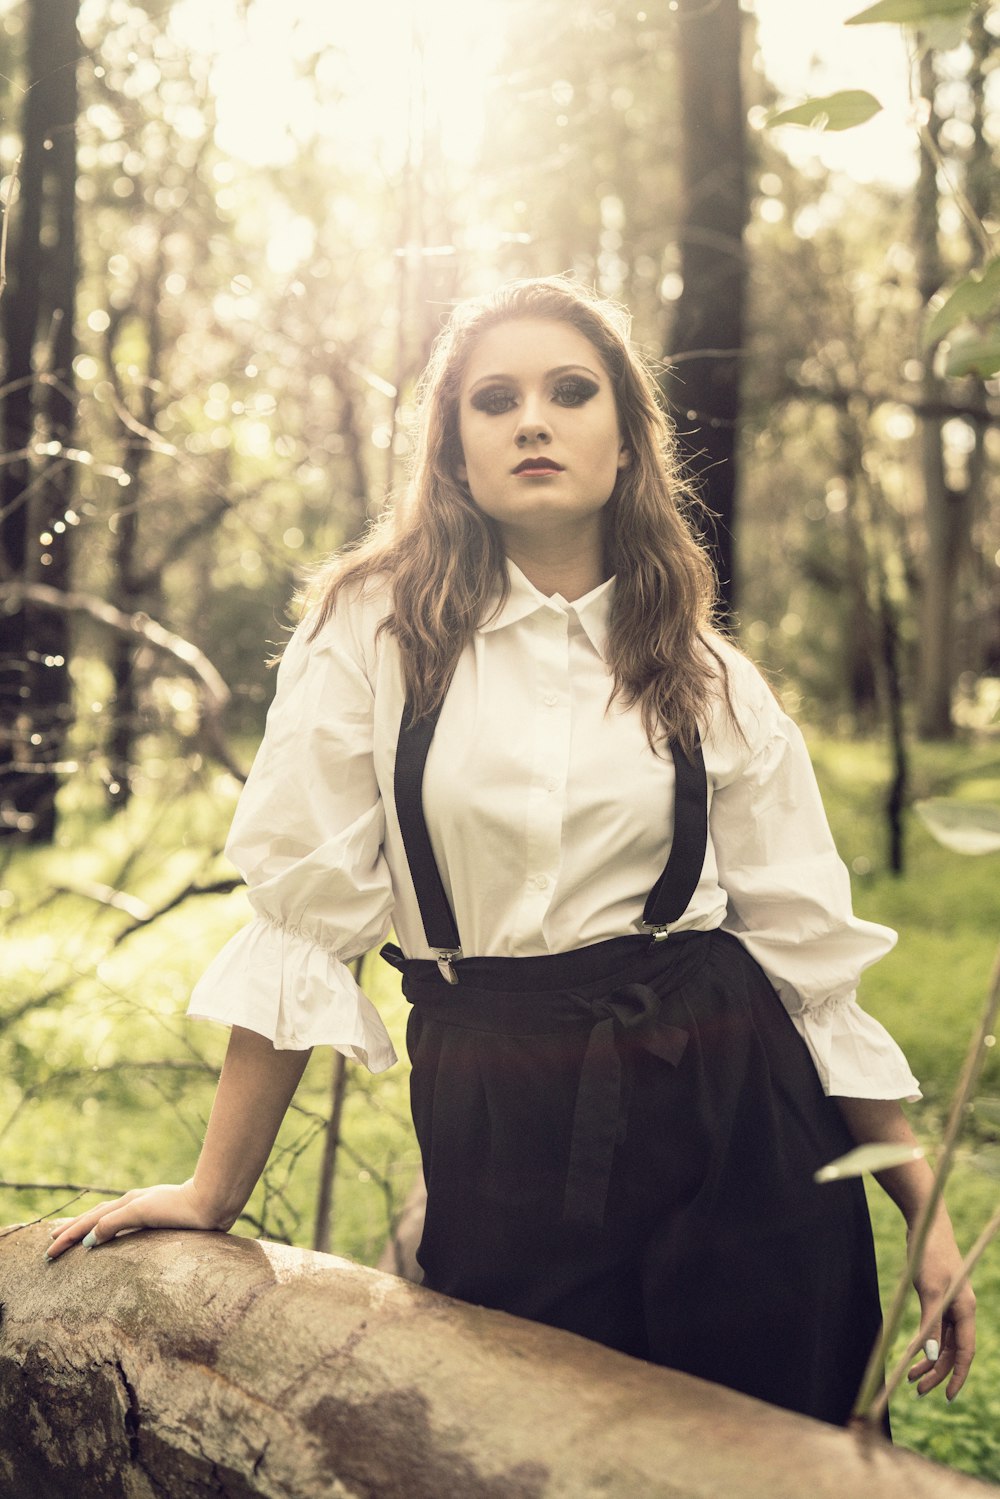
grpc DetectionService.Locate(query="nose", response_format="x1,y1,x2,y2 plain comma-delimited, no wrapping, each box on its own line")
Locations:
514,397,551,447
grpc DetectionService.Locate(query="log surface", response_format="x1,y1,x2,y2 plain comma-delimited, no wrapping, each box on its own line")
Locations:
0,1222,994,1498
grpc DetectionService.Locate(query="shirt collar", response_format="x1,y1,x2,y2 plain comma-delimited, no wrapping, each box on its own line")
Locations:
477,560,614,657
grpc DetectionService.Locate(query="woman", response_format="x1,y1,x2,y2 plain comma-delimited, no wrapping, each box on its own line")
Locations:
47,277,974,1425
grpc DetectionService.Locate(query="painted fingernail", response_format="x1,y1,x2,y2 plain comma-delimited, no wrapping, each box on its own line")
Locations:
81,1230,98,1248
924,1339,940,1363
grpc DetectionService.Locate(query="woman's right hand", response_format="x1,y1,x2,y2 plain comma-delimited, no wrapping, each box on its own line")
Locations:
44,1179,232,1260
44,1027,312,1263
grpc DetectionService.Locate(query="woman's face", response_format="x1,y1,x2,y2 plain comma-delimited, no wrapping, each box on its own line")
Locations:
455,317,628,553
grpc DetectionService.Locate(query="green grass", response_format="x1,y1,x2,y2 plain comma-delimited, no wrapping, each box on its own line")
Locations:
2,735,1000,1480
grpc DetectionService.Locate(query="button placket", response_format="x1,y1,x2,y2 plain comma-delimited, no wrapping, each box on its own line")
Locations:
515,608,571,940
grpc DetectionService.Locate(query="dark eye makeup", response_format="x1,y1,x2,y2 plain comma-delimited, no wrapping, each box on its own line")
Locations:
470,386,519,415
552,376,600,406
469,374,601,415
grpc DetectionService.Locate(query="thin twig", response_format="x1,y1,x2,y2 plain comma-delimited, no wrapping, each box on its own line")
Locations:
111,877,241,949
0,1179,125,1198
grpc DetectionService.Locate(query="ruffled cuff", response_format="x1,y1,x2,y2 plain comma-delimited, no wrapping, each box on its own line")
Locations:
789,993,920,1101
186,915,397,1072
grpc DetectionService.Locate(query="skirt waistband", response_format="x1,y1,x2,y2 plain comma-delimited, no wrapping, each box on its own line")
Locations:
380,928,713,1008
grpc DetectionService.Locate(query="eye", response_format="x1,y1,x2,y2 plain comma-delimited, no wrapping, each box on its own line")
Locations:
551,376,600,407
470,386,517,415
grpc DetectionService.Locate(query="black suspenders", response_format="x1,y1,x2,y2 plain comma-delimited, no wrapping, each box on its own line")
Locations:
394,698,463,967
394,691,708,981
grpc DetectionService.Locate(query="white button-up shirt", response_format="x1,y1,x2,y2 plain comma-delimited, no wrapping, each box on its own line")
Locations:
188,563,919,1100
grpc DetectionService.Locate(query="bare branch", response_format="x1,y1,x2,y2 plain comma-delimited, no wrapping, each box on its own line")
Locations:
135,497,230,593
0,580,229,709
111,877,242,949
0,581,248,781
0,1179,125,1199
52,880,153,921
0,982,73,1034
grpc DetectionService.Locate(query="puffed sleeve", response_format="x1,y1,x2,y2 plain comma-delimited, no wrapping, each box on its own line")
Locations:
706,649,919,1100
186,589,397,1070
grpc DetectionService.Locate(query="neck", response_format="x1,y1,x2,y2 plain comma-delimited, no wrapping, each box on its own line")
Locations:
501,524,607,602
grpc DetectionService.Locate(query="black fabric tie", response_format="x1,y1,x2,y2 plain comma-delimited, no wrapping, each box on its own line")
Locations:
563,982,689,1230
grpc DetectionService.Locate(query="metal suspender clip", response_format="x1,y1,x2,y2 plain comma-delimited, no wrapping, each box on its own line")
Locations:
435,949,462,984
636,921,671,942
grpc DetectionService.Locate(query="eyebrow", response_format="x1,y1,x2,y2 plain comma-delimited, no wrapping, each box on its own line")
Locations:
467,364,603,393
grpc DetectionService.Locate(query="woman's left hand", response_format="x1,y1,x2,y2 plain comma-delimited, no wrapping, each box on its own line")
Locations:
907,1214,976,1401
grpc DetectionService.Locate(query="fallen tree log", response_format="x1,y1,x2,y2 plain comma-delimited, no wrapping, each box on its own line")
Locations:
0,1222,994,1499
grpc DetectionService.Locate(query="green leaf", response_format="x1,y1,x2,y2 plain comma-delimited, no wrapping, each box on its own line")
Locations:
924,258,1000,347
767,91,884,133
914,799,1000,855
846,0,974,25
815,1142,924,1183
944,335,1000,379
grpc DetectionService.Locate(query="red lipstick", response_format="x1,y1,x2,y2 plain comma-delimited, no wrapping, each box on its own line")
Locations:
513,458,564,474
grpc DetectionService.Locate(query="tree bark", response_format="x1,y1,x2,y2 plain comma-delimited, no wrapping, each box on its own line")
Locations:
665,0,748,618
835,409,881,728
914,50,963,741
0,0,79,841
103,242,166,809
1,1223,991,1499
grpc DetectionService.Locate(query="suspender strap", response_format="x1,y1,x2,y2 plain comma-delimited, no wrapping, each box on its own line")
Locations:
394,694,461,956
640,734,708,930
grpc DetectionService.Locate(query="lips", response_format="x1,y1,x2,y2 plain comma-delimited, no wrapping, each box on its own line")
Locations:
512,458,564,474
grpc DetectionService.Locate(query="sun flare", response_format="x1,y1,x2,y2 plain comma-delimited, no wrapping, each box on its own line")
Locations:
169,0,508,172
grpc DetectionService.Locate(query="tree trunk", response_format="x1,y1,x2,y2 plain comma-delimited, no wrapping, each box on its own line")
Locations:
836,410,881,728
1,1222,990,1499
958,12,993,687
914,50,960,740
665,0,748,618
104,245,165,809
0,0,78,841
836,403,909,872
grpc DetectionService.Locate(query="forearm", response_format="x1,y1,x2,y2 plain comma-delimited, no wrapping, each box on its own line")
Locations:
833,1096,939,1228
192,1024,312,1229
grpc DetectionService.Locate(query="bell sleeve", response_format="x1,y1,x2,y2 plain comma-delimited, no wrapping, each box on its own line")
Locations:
707,652,920,1101
186,593,397,1070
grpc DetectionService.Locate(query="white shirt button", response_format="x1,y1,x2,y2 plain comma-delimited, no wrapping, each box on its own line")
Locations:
543,693,558,707
546,777,559,792
531,874,550,890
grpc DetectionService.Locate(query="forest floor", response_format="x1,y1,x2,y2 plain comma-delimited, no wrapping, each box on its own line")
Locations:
2,730,999,1481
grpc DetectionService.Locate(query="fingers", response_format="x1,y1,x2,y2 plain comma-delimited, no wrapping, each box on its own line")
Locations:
945,1295,977,1401
43,1181,215,1261
44,1189,146,1260
906,1291,976,1401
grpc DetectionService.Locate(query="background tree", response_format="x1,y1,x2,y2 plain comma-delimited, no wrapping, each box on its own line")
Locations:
0,0,79,843
666,0,749,614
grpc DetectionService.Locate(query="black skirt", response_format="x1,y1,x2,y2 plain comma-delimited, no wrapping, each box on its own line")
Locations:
385,928,883,1428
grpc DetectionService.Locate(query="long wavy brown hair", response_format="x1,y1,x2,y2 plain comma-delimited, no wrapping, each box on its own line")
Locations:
306,276,736,752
